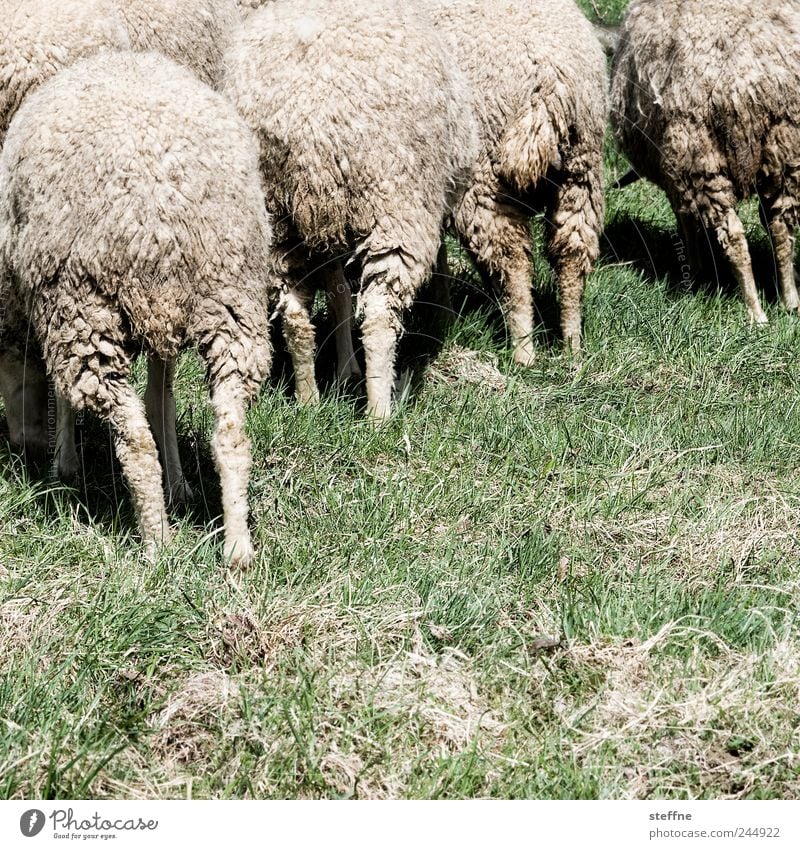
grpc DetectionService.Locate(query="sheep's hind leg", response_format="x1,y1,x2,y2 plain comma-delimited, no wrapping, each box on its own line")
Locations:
359,284,397,421
545,161,603,355
719,208,768,325
208,374,255,568
454,187,535,366
108,381,171,557
759,129,800,314
696,181,767,325
280,282,320,405
53,393,79,485
144,356,193,509
66,372,171,558
358,244,430,421
324,261,362,386
767,216,799,313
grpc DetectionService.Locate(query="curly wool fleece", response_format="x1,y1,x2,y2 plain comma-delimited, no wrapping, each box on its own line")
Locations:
611,0,800,323
0,51,274,565
0,0,238,146
0,0,129,146
113,0,239,88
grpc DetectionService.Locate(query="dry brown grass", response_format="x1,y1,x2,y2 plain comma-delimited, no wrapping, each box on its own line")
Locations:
557,628,800,798
315,642,506,798
428,346,508,392
150,671,240,767
553,469,800,580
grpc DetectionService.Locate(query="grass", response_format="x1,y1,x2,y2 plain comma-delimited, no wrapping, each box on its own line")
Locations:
2,0,800,800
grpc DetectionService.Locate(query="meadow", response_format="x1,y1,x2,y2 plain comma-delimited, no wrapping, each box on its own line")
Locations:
1,0,799,799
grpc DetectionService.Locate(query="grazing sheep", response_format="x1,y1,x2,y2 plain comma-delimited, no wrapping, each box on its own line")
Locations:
611,0,800,324
65,0,241,500
0,51,274,565
224,0,478,419
0,0,128,465
425,0,608,363
0,0,240,497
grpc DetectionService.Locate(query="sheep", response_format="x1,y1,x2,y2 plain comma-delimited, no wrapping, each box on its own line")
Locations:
0,0,240,500
610,0,800,324
223,0,478,419
424,0,608,363
0,50,274,566
63,0,241,501
0,0,127,466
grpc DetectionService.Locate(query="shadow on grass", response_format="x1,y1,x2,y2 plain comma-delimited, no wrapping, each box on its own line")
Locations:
602,194,783,305
265,264,556,416
1,408,228,541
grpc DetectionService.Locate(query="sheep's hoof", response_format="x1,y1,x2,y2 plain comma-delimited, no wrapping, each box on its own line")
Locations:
224,536,254,570
295,384,321,406
781,297,800,314
512,342,536,368
749,309,769,327
563,345,583,370
51,456,80,487
143,526,173,563
167,478,194,513
366,398,393,423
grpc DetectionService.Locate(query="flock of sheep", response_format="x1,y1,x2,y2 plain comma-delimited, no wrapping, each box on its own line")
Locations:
0,0,798,567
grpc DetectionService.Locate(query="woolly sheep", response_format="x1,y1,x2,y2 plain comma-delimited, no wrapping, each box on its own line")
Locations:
611,0,800,324
66,0,240,499
0,0,239,498
424,0,608,363
0,0,125,467
0,51,274,565
224,0,478,419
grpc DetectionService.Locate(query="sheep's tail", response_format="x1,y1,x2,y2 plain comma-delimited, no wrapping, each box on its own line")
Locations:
496,99,563,194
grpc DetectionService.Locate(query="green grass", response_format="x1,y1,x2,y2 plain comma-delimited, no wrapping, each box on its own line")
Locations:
3,0,800,800
578,0,629,24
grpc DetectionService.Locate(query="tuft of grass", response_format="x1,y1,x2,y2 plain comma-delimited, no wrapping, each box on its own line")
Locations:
576,0,629,25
